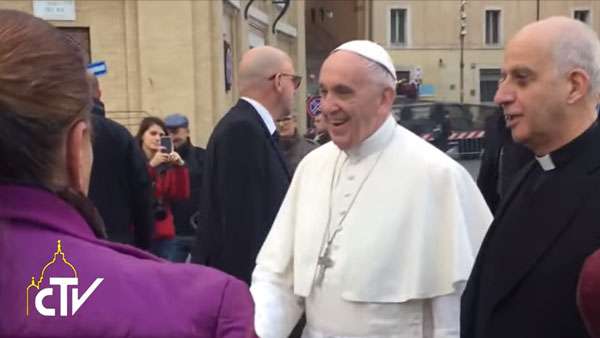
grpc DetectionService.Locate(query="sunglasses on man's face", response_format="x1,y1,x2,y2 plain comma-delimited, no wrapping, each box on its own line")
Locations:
268,73,302,89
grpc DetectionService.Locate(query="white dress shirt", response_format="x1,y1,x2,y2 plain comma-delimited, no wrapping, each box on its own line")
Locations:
241,96,276,135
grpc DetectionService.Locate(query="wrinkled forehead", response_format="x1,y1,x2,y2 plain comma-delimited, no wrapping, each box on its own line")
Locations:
319,51,370,86
502,33,554,72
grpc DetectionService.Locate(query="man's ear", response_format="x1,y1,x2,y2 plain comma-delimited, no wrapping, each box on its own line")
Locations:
381,86,396,109
566,68,590,104
273,74,285,93
66,119,92,194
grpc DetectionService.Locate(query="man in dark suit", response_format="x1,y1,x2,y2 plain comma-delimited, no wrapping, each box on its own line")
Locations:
461,17,600,338
87,74,154,250
192,46,297,284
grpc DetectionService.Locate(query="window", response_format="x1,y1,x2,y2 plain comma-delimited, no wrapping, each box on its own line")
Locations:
59,27,90,64
574,10,590,24
479,68,501,103
485,10,501,45
395,70,413,97
396,71,410,83
390,8,407,45
248,25,265,49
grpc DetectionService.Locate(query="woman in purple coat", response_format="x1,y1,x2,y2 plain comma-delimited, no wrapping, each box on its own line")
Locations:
0,9,255,338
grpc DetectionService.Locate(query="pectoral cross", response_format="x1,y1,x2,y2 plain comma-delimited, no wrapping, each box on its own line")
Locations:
315,244,334,287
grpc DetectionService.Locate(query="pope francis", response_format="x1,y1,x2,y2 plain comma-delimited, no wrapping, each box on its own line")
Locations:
250,40,493,338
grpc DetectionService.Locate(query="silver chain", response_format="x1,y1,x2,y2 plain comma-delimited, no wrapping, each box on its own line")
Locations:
313,128,396,286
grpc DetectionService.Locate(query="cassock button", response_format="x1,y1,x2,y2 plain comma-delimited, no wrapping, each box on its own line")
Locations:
347,175,355,181
344,193,351,198
339,210,347,216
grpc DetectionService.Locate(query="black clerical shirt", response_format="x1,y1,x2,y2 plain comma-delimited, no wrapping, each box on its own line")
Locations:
474,120,598,335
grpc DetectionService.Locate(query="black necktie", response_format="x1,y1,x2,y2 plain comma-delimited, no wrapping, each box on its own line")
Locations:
271,130,291,178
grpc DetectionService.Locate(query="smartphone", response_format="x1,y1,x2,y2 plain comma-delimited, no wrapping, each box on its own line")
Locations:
160,136,173,153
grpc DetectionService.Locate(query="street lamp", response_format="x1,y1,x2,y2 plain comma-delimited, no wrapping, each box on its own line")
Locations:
459,0,467,104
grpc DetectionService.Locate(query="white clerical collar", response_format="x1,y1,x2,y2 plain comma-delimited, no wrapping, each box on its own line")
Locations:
345,115,396,160
241,96,277,135
536,154,556,171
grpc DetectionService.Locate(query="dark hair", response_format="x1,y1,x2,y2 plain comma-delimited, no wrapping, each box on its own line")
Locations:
135,117,167,155
0,10,91,185
0,10,107,239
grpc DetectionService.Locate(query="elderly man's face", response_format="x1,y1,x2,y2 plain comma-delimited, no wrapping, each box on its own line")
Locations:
318,51,390,150
494,31,569,153
313,114,327,133
276,115,297,138
167,127,190,149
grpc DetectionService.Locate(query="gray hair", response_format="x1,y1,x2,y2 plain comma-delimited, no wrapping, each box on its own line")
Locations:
552,20,600,97
364,58,397,90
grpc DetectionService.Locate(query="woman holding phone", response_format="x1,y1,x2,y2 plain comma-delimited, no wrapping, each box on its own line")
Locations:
135,117,190,259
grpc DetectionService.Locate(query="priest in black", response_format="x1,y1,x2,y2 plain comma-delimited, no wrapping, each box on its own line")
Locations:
192,46,298,284
461,17,600,338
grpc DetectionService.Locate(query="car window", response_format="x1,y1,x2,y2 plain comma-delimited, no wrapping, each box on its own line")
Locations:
394,106,436,134
444,105,473,131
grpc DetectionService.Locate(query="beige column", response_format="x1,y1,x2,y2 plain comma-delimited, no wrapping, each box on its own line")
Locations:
295,0,308,133
190,0,225,146
123,0,142,113
233,1,248,100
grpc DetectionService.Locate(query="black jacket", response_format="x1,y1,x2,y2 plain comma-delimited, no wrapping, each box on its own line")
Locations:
192,99,290,284
171,141,206,236
88,100,154,249
477,112,531,213
462,122,600,338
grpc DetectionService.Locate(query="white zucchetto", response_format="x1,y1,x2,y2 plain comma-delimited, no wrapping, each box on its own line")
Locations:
333,40,397,81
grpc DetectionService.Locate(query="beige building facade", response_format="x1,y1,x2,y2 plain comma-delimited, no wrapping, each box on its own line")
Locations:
306,0,600,104
0,0,306,146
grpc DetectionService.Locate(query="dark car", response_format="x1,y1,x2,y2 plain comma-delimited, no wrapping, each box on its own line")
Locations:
391,100,498,159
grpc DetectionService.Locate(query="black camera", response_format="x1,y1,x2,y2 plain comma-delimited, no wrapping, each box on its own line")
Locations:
153,200,167,221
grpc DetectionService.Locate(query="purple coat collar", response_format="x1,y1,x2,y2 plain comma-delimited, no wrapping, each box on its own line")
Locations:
0,183,159,260
0,184,95,237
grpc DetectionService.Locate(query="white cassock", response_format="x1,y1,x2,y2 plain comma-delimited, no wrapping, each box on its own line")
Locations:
251,116,492,338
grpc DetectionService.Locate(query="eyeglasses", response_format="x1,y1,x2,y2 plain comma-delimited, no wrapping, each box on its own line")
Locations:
268,73,302,89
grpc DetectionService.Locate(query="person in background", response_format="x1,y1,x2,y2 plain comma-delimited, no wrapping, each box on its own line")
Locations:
0,9,255,337
135,117,190,259
164,113,206,262
476,109,532,213
276,114,317,175
429,103,451,152
88,73,154,250
312,113,330,145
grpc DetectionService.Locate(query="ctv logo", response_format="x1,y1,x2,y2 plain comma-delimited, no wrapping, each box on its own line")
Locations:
26,240,103,317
